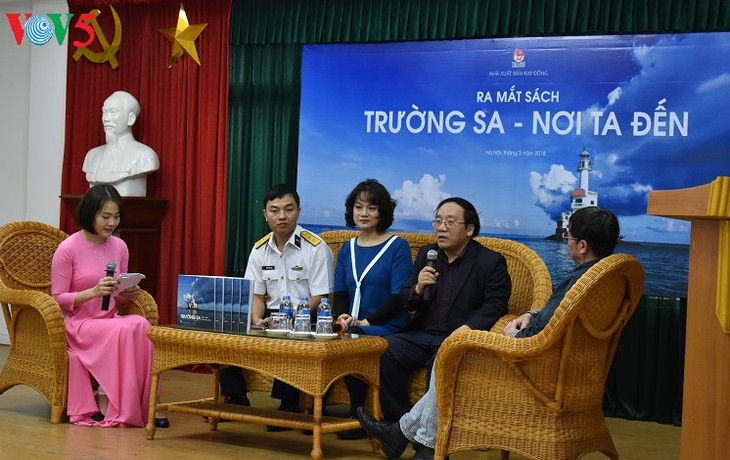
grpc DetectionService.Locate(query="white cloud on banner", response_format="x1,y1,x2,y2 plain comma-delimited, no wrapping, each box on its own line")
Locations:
394,174,451,220
491,217,521,230
647,217,690,234
697,73,730,93
529,165,577,218
607,87,622,105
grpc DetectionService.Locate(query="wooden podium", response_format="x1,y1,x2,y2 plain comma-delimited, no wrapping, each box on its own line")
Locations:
647,176,730,460
61,195,168,300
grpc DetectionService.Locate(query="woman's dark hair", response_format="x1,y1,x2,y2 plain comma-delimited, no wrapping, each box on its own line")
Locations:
568,206,620,258
77,184,125,234
344,179,396,232
435,197,480,237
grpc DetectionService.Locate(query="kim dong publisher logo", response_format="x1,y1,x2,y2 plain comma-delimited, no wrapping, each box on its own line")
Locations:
4,13,96,47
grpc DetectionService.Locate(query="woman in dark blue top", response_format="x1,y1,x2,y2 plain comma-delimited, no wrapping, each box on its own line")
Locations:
332,179,412,438
333,179,412,336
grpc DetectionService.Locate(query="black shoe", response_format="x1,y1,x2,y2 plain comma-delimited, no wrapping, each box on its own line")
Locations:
225,395,251,406
266,425,292,432
356,406,408,459
266,404,301,432
154,416,170,428
411,443,435,460
91,411,104,422
336,416,366,440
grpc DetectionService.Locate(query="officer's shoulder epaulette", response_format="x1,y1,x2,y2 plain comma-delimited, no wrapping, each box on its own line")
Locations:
254,232,272,249
300,230,322,246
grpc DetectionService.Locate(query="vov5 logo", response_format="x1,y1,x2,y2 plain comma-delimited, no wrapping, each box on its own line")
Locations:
5,13,95,47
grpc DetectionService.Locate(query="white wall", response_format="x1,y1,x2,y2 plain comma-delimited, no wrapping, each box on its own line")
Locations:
0,0,67,344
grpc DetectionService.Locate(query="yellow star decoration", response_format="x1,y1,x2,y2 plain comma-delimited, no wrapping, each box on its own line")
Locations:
158,3,207,68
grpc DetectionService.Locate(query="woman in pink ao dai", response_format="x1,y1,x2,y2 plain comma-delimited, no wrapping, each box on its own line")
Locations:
51,184,165,427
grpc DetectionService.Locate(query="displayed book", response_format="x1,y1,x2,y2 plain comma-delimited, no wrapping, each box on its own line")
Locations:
176,274,253,334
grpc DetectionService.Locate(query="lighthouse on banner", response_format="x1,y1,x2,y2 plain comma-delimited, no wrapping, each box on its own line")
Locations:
555,147,598,235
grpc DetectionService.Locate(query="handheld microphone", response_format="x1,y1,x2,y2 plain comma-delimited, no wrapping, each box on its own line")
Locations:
101,261,116,311
422,249,438,301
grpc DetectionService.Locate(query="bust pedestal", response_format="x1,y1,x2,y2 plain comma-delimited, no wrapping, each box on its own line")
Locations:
61,195,168,300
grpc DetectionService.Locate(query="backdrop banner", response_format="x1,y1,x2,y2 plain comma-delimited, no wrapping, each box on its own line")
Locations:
298,32,730,298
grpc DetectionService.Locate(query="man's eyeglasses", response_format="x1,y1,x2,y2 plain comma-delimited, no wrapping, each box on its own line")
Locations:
432,218,465,229
562,231,580,242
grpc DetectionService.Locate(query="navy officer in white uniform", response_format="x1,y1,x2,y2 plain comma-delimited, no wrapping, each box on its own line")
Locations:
220,184,334,430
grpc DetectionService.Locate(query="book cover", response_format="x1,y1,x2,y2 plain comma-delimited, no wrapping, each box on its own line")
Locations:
176,274,253,334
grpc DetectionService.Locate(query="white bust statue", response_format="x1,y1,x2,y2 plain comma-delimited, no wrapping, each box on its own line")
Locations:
82,91,160,197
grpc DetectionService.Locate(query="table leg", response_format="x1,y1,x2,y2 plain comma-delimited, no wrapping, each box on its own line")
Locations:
310,395,323,460
211,367,221,401
146,372,160,440
209,367,221,430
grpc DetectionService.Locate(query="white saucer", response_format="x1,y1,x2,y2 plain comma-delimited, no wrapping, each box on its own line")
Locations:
290,331,312,338
311,332,339,341
264,329,290,337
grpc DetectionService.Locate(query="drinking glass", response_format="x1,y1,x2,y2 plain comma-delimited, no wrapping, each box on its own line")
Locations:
315,318,333,335
294,314,311,333
269,312,288,330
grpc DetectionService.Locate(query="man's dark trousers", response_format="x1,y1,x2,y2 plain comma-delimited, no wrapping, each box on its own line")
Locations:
379,330,447,421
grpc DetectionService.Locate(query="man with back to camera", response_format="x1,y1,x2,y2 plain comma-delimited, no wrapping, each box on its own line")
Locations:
218,184,334,431
82,91,160,197
378,197,512,427
358,206,621,460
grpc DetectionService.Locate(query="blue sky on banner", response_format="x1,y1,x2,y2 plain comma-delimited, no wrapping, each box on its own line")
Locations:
297,33,730,244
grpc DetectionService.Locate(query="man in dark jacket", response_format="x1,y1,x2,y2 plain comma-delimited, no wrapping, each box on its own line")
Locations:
379,197,512,423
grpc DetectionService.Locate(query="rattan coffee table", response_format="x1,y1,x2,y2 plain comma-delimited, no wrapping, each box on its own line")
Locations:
145,326,387,460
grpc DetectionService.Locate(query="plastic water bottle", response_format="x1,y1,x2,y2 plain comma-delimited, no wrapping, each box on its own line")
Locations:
294,296,311,333
296,296,310,317
315,298,333,334
280,295,294,330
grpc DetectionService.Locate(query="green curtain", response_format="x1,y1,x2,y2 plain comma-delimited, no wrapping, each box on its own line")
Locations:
226,0,730,273
604,296,686,426
226,42,302,275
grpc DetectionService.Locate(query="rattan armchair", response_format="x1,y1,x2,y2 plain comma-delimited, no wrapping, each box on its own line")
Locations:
319,230,553,403
433,253,645,460
0,221,159,423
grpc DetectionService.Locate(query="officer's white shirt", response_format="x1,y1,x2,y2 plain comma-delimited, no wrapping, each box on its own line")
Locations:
244,225,334,311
